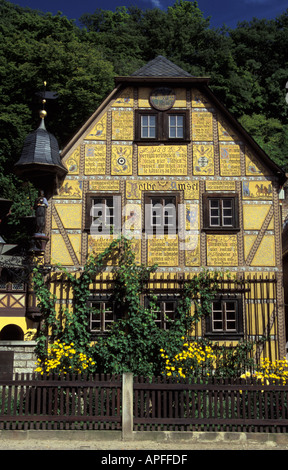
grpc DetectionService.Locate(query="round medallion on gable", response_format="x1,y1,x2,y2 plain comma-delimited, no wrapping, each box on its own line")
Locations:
149,87,176,110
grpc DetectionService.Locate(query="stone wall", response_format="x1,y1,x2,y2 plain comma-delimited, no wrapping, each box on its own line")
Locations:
0,341,37,376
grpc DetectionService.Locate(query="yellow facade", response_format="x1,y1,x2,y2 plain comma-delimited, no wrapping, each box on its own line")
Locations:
50,83,283,274
3,58,285,362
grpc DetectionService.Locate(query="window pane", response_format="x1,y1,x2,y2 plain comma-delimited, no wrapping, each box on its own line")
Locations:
177,127,183,138
170,127,176,138
223,199,232,208
213,321,223,330
212,302,223,331
177,116,184,138
142,127,148,138
90,301,117,332
169,115,184,138
104,306,114,321
141,115,156,138
149,127,156,138
90,303,101,331
222,199,233,226
210,199,220,226
226,301,236,311
169,116,176,126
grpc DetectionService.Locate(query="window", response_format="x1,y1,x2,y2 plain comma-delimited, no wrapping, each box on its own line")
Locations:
203,194,239,231
135,110,189,142
205,296,243,338
85,194,121,234
169,115,184,138
144,194,179,234
89,298,121,333
141,115,156,138
146,297,178,330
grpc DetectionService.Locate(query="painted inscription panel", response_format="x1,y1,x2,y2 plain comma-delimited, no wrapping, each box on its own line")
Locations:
192,111,213,141
88,235,141,265
138,146,187,176
125,180,199,200
206,181,236,191
245,149,269,176
88,235,118,265
147,235,179,266
85,143,106,175
207,235,238,266
138,87,186,108
185,203,199,230
219,144,241,176
112,109,133,141
89,180,120,191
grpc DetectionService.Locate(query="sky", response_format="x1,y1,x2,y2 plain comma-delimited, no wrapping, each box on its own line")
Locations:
7,0,288,29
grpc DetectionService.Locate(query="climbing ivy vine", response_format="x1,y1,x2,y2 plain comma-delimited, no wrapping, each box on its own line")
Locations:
32,236,253,376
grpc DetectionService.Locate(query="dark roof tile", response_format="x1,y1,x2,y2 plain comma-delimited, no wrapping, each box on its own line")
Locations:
132,55,192,77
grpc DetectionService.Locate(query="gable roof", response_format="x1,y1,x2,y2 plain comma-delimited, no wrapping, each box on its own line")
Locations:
131,55,192,78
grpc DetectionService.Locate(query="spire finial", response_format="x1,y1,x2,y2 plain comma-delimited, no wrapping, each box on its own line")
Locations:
39,81,47,120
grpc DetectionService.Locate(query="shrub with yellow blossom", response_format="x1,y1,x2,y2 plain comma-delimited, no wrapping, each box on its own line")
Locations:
35,340,96,375
241,357,288,385
161,338,217,379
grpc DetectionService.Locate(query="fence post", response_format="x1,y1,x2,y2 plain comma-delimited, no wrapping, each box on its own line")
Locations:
122,372,133,440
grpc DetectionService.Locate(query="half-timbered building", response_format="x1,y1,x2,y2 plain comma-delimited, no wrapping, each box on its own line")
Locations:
2,56,287,368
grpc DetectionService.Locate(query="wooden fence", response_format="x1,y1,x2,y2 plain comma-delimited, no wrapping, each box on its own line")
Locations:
0,373,288,433
0,373,122,431
133,376,288,433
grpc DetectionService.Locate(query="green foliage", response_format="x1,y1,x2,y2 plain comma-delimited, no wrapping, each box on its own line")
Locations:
33,236,249,377
239,113,288,170
0,0,114,236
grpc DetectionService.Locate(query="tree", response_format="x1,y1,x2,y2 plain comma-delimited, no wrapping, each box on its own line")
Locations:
0,0,114,234
239,113,288,170
230,13,288,122
80,6,145,75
